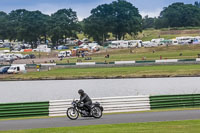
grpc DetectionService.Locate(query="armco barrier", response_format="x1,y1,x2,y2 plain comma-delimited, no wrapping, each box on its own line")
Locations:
56,63,76,65
135,60,155,63
76,62,96,65
41,63,56,66
196,58,200,62
96,62,106,65
25,58,199,67
155,59,178,63
49,95,150,117
150,94,200,109
0,101,49,118
115,61,136,64
1,94,200,119
26,64,37,67
178,59,196,62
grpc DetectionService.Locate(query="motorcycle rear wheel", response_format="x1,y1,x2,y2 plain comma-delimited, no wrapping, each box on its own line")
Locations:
91,106,102,119
67,107,79,120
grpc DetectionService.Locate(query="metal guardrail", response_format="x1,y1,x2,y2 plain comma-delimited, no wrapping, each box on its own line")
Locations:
1,58,199,68
43,58,200,66
150,94,200,109
0,101,49,119
49,95,150,117
1,94,200,119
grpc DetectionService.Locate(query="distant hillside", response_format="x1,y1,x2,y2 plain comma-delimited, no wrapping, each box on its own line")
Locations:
77,28,200,42
134,28,200,41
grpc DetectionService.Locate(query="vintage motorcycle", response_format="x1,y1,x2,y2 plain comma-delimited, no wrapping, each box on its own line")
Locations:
67,99,103,120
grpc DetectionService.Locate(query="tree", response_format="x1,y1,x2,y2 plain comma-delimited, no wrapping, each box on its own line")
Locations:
8,9,28,42
157,2,200,28
83,0,142,42
0,11,8,41
83,3,112,44
195,1,200,8
49,9,79,45
154,17,168,29
142,15,156,29
8,9,50,48
110,0,142,40
21,10,50,48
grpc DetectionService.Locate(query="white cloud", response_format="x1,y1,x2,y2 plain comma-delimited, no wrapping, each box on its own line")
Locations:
5,2,162,20
27,3,65,15
25,3,89,20
140,8,162,18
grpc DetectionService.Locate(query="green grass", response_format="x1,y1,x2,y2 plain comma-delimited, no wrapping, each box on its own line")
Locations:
2,64,200,80
1,120,200,133
0,48,9,50
1,107,199,121
77,28,200,42
56,45,200,64
0,107,199,121
137,29,200,41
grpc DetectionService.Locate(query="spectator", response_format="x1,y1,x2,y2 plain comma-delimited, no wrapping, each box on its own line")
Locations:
81,52,85,58
105,54,110,58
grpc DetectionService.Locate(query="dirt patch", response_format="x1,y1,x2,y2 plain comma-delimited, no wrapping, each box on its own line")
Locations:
160,30,200,35
13,57,60,64
1,74,200,81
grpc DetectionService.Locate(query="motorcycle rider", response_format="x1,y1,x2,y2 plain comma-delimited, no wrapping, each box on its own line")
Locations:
78,89,92,114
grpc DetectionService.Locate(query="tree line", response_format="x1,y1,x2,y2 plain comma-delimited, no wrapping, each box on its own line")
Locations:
142,1,200,29
0,0,200,47
0,8,79,48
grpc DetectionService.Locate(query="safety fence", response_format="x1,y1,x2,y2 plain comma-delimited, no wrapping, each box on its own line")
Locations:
0,101,49,119
1,58,199,68
150,94,200,109
43,58,200,67
49,95,150,117
0,94,200,119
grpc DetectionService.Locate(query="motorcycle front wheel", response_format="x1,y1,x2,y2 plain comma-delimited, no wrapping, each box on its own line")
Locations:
67,107,79,120
91,106,102,119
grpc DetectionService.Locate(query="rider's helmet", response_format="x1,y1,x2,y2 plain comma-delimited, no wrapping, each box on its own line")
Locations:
78,89,84,95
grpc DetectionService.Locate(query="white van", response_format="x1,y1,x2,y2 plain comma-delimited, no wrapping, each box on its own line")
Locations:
7,64,26,74
0,40,3,44
109,40,129,48
128,40,142,48
58,50,72,58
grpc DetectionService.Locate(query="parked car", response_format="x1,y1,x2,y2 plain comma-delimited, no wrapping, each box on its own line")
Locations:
0,40,3,44
0,66,10,74
58,50,72,58
3,43,11,48
58,45,69,50
23,54,30,59
0,55,5,62
29,54,36,59
4,54,15,62
14,54,24,59
7,65,26,74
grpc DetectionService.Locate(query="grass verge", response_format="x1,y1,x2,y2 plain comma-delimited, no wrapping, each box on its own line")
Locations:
1,107,199,121
1,119,200,133
56,45,200,64
2,64,200,80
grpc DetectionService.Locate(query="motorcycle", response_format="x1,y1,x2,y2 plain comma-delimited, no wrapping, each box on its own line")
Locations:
67,100,104,120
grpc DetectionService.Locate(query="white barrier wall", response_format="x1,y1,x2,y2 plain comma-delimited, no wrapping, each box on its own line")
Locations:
155,59,178,63
115,61,136,64
76,62,96,65
49,95,150,117
41,63,56,66
196,58,200,62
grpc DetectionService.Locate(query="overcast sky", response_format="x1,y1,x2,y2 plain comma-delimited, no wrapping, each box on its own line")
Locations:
0,0,197,20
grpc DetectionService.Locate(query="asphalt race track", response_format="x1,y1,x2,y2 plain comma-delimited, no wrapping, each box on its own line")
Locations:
0,110,200,131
